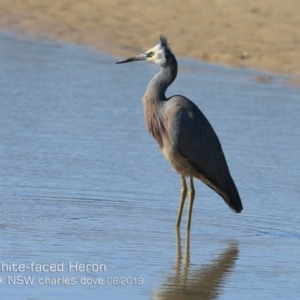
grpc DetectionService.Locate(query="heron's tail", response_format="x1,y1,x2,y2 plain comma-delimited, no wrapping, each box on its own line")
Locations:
222,178,243,213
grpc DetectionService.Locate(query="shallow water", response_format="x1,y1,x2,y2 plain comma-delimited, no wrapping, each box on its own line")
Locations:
0,33,299,299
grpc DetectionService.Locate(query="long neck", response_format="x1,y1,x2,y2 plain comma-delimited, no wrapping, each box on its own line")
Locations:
144,54,178,102
143,54,178,148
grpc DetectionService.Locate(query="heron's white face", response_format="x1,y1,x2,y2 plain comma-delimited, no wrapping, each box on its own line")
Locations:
145,43,167,66
115,36,171,66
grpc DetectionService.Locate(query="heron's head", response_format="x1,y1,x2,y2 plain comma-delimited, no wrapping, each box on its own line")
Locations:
116,35,173,67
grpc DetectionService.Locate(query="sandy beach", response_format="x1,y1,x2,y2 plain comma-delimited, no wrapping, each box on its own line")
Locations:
0,0,299,76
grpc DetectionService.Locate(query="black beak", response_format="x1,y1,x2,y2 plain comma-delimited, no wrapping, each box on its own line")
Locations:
116,53,148,64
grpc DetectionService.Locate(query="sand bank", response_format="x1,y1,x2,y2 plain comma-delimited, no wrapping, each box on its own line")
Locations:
0,0,299,75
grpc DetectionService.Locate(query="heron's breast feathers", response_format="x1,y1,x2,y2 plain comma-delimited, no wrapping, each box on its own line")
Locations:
143,100,168,148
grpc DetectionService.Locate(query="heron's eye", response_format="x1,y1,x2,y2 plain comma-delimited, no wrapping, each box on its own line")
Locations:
147,51,154,57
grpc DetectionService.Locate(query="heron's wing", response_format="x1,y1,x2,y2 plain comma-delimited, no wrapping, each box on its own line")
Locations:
166,96,242,212
167,97,227,182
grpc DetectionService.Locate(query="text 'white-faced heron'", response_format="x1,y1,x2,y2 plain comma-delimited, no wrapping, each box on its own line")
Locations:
116,35,243,228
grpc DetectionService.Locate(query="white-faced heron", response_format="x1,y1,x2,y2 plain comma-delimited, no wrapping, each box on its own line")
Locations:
116,35,243,228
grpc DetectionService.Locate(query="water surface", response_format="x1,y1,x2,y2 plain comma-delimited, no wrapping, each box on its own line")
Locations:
0,33,299,299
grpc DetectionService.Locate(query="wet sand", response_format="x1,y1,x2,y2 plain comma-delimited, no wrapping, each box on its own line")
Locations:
0,0,299,76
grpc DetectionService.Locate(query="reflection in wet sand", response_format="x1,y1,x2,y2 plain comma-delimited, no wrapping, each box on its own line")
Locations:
154,230,239,300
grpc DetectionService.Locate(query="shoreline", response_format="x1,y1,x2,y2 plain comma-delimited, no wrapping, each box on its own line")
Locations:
0,0,299,79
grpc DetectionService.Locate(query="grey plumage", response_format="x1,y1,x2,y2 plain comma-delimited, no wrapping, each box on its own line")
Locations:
116,35,243,228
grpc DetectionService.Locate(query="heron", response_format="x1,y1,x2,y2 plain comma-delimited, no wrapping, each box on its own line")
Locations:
116,35,243,228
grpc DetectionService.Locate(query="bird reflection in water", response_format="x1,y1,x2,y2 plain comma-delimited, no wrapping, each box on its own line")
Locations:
153,230,239,300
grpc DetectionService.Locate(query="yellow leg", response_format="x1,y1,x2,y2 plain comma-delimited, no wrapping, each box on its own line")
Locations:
176,176,187,227
187,177,195,229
